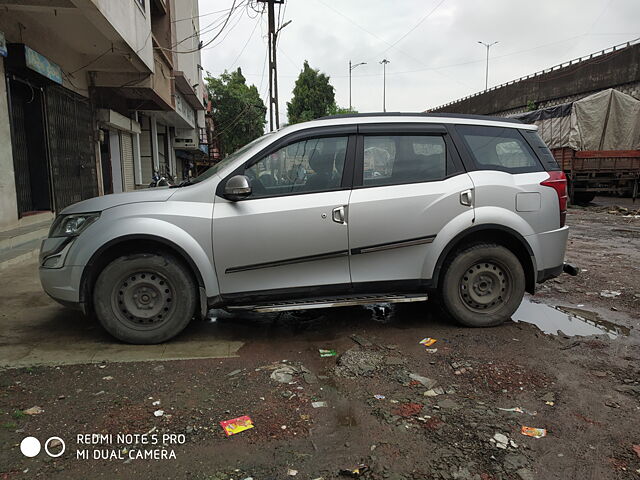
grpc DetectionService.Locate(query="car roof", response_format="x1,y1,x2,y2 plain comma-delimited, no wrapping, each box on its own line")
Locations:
277,112,537,136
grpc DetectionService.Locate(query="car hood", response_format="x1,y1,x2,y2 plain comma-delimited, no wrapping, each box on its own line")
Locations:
61,188,175,214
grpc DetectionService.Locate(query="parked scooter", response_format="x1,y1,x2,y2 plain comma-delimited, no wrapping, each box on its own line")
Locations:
149,169,174,188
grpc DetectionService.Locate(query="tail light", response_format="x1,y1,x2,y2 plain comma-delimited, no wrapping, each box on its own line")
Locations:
541,171,568,227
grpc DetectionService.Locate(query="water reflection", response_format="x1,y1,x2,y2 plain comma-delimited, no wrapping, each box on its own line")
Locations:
512,298,630,338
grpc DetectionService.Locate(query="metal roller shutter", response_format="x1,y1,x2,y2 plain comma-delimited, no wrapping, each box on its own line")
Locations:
120,132,135,192
46,85,98,211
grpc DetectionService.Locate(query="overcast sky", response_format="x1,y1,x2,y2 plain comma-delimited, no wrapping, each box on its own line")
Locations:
197,0,640,125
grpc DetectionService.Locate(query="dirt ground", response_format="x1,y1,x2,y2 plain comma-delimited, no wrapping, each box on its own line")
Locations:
1,202,639,480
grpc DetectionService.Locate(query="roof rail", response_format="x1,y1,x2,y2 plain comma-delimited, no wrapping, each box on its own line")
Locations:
318,112,523,124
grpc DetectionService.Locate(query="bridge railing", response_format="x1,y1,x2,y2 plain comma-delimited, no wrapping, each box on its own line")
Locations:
427,37,640,112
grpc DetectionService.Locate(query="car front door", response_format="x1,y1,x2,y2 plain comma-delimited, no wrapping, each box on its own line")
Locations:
347,123,475,286
213,130,356,297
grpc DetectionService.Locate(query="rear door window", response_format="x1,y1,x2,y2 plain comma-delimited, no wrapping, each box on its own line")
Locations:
361,135,449,186
456,125,543,173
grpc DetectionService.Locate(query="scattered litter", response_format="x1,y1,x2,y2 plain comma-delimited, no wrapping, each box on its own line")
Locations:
540,392,555,403
498,407,537,416
312,401,328,408
350,334,373,347
424,348,438,354
287,469,298,476
319,349,337,357
490,433,510,449
23,406,43,415
521,426,547,438
374,394,386,400
408,373,438,389
281,425,287,430
98,364,106,369
419,337,437,347
94,391,105,396
226,369,242,377
220,415,254,436
339,464,369,477
48,438,62,448
152,400,161,406
600,290,621,298
545,401,555,406
392,402,423,417
270,366,297,384
102,376,113,381
153,410,164,417
424,386,446,397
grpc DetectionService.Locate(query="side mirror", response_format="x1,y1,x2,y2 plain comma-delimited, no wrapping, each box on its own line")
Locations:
223,175,252,201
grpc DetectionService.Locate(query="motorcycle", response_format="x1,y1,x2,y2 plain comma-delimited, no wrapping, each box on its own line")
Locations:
149,169,174,188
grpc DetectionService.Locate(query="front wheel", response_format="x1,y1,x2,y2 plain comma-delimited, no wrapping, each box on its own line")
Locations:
440,243,525,327
93,253,197,344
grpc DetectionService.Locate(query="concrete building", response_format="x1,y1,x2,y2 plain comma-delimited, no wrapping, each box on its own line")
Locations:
0,0,208,266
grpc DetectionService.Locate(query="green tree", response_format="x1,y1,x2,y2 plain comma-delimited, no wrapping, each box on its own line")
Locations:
287,61,336,124
206,68,266,156
327,103,358,115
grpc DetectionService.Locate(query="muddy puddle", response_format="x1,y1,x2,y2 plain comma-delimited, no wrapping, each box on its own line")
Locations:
512,298,630,338
206,296,630,340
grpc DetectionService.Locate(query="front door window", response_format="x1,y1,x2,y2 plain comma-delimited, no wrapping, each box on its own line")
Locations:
244,136,348,198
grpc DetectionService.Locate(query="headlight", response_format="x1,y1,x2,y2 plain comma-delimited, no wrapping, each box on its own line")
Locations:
50,213,100,238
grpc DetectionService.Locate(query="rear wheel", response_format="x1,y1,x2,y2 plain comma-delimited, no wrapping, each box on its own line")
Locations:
93,253,197,344
572,191,596,205
440,243,525,327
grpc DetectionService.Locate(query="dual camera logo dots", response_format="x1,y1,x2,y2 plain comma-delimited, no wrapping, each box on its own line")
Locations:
20,436,65,458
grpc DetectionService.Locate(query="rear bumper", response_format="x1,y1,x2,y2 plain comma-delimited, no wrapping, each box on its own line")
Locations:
536,264,563,283
526,226,569,282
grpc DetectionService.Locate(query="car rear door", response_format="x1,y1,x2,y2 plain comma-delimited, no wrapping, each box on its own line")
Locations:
212,128,356,296
347,123,475,286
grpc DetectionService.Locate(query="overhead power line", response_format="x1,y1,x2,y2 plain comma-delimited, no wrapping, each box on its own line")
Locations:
380,0,447,55
160,0,243,54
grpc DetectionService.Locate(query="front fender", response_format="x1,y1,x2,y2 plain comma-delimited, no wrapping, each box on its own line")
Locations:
68,208,219,299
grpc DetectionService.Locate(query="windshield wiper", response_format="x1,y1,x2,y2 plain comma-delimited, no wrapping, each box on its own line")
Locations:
170,180,194,188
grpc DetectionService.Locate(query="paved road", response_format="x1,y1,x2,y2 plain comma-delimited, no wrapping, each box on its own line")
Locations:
0,259,243,368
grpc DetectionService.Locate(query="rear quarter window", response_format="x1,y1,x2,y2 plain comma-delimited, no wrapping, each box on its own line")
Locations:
456,125,544,174
520,129,561,171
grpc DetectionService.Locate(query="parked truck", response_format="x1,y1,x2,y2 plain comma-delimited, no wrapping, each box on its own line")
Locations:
512,89,640,204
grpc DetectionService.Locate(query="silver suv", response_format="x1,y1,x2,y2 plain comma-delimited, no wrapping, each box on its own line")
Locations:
39,113,572,344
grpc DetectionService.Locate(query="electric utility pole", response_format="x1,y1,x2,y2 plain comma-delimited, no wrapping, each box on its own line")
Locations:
258,0,285,131
380,59,390,112
478,41,498,91
349,60,366,110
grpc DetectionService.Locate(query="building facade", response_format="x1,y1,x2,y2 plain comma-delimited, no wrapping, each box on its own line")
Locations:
0,0,209,231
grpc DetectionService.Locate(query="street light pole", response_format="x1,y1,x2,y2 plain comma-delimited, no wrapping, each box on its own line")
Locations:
349,60,366,110
478,41,498,91
380,58,390,112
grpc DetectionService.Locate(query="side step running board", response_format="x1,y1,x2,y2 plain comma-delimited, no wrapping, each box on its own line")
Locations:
227,294,428,313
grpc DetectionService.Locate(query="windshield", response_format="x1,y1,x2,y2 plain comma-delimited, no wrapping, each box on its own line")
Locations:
190,133,275,184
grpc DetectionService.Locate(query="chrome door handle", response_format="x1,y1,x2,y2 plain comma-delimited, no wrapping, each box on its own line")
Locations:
332,206,346,224
460,189,473,207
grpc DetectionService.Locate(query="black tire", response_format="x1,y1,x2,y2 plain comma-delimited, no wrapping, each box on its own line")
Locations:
440,243,525,327
572,191,596,205
93,253,197,344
